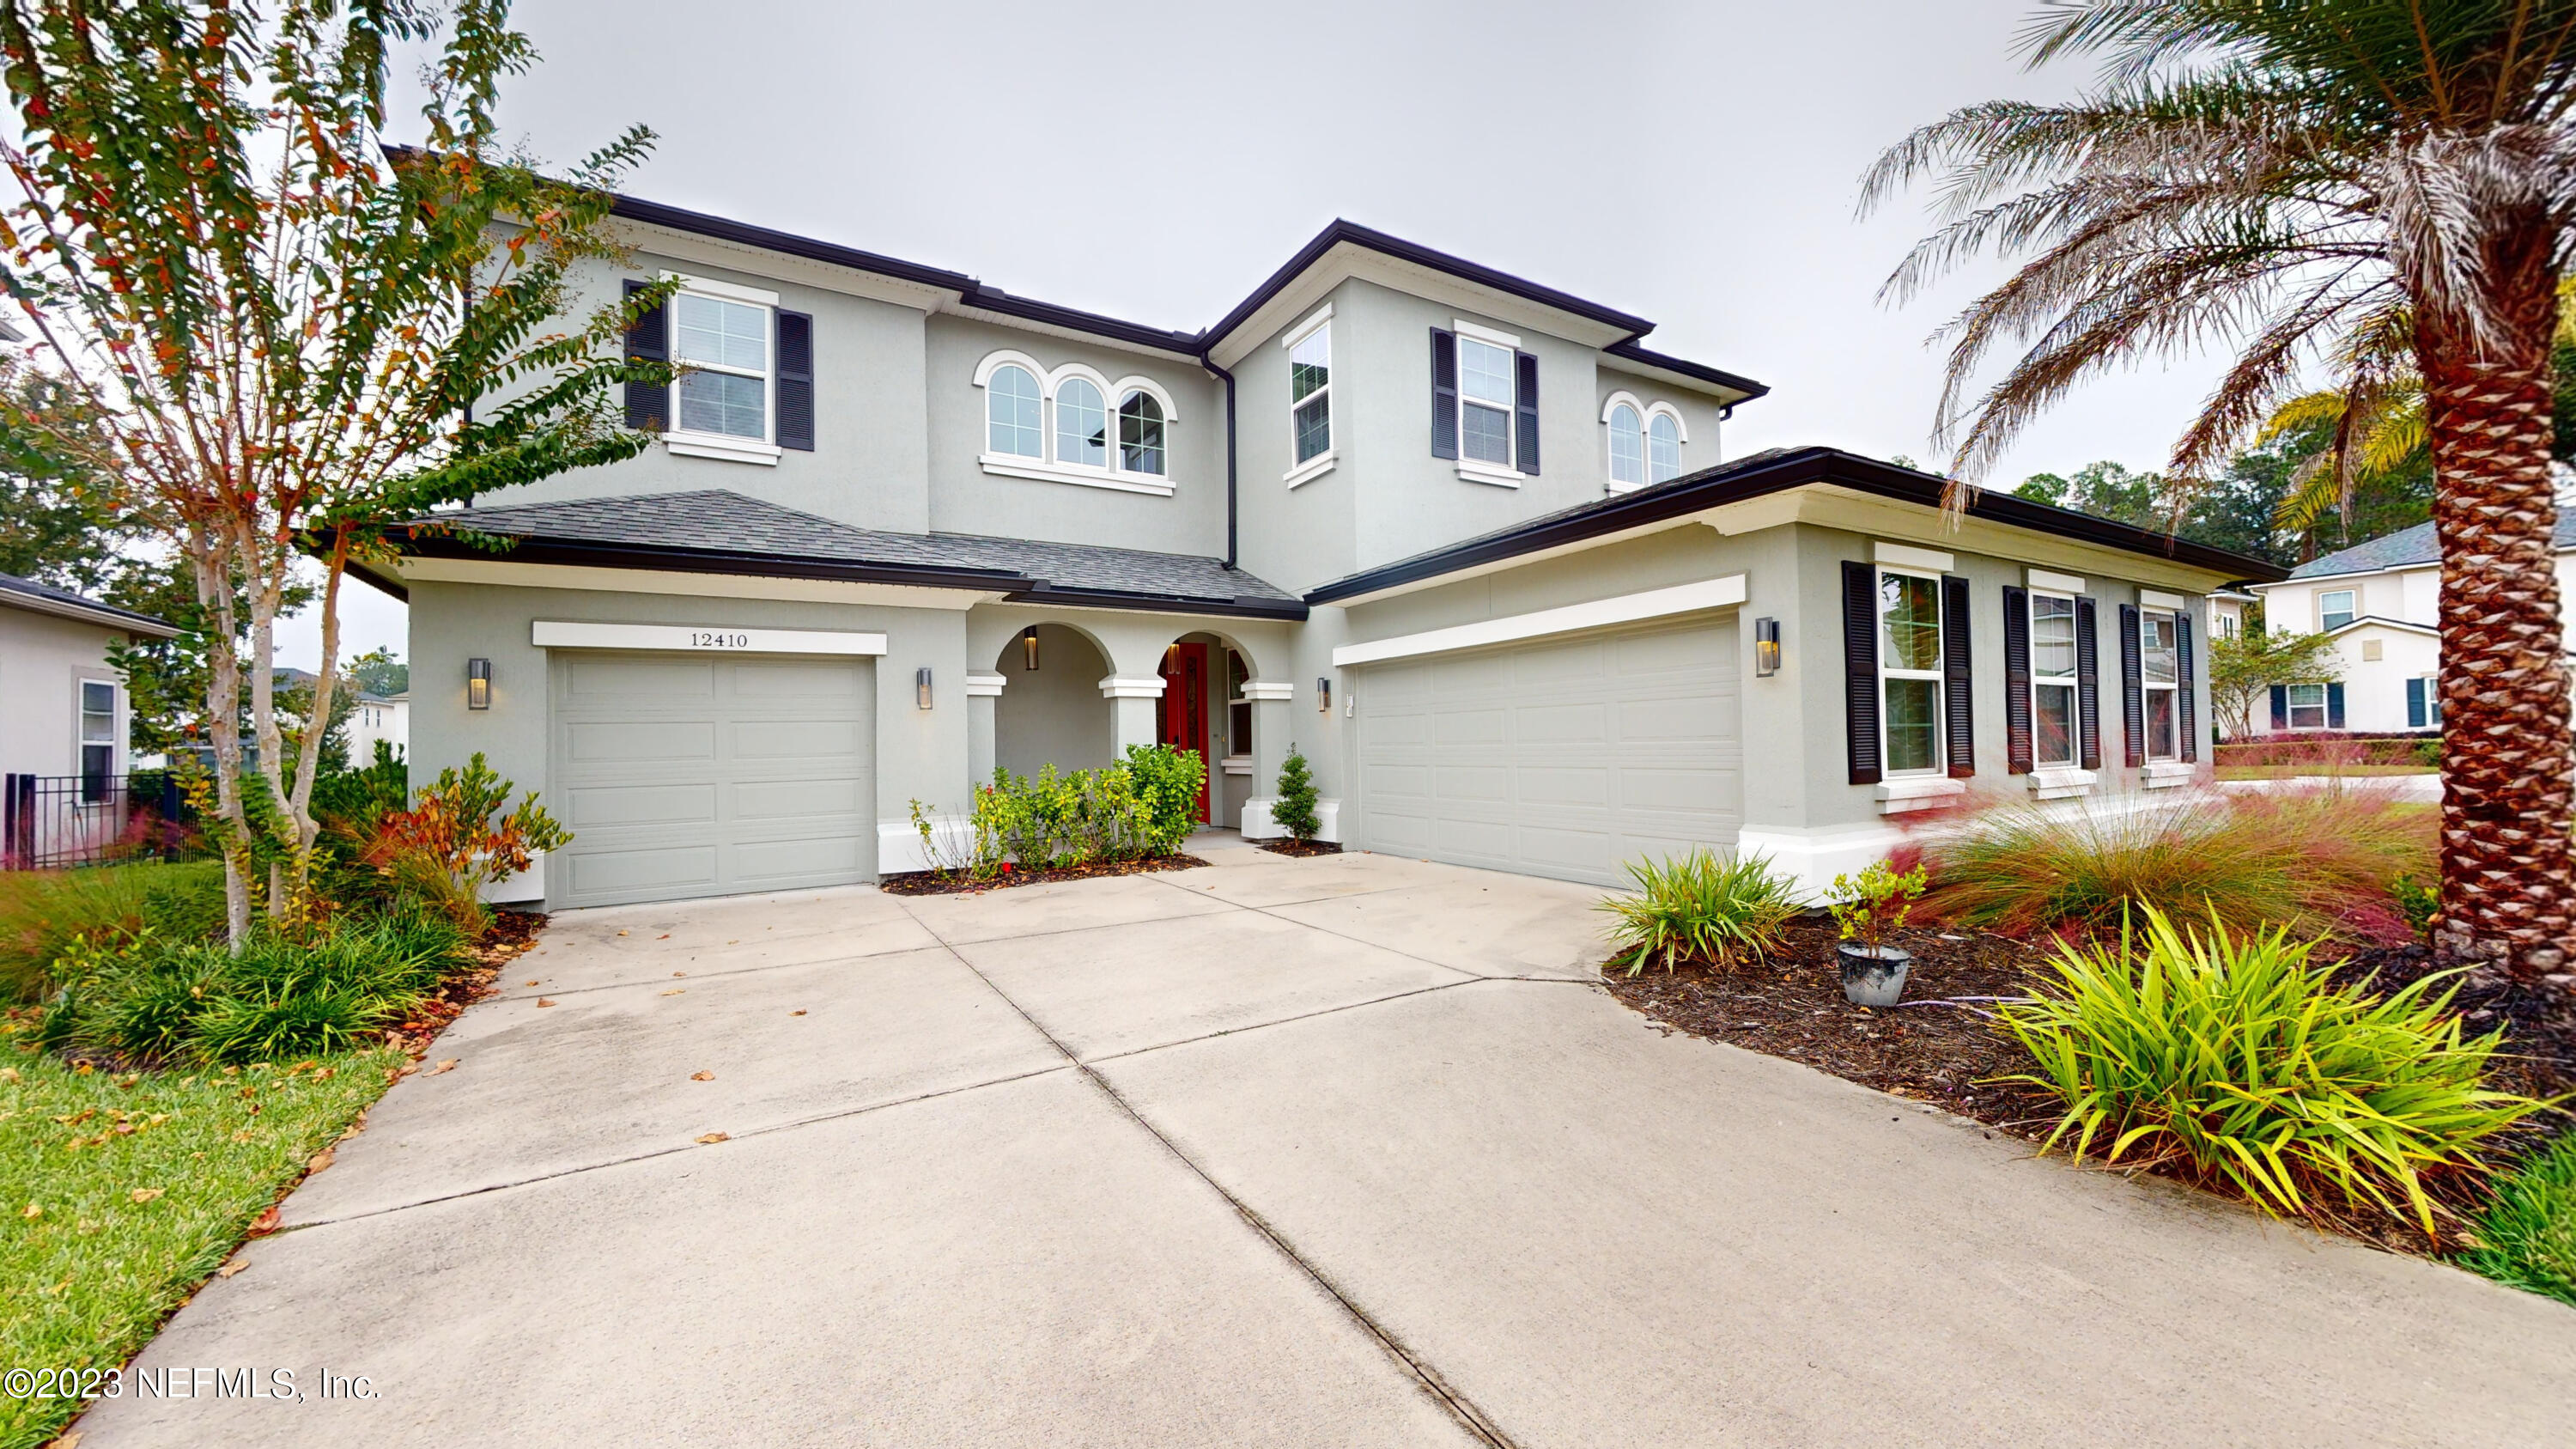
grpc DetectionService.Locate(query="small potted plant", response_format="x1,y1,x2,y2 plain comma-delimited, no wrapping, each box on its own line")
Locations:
1824,859,1928,1007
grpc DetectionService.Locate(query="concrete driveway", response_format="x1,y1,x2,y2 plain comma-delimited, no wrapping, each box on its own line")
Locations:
80,837,2576,1446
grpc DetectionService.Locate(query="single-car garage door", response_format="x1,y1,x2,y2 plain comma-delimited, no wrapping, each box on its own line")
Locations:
1354,614,1741,886
550,652,875,909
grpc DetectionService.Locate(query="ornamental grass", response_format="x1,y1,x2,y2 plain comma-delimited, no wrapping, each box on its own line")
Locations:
1598,849,1802,977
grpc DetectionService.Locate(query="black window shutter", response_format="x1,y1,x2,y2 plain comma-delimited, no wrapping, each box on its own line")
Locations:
2327,682,2348,729
775,309,814,451
2075,595,2102,770
1430,329,1458,460
2118,604,2145,768
1514,350,1540,475
623,279,668,432
2174,613,2197,762
2271,685,2288,729
1941,575,1974,779
2002,585,2033,774
1843,561,1881,786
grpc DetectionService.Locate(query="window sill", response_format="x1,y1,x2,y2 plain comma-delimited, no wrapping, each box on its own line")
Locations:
979,454,1176,496
1220,753,1252,776
1456,460,1523,489
665,432,783,466
2142,760,2195,789
1284,451,1336,489
1874,776,1965,814
2026,765,2095,801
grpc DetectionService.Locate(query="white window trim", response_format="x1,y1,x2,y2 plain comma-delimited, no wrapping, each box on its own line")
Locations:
2318,588,2357,631
1643,405,1686,484
1878,563,1947,778
2027,588,2081,770
2285,681,2329,731
1285,308,1333,478
1454,332,1522,478
1602,390,1647,493
76,676,118,800
2141,607,2182,761
971,350,1182,494
659,272,779,466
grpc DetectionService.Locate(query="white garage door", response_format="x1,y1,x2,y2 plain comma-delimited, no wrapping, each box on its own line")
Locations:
550,652,875,910
1354,614,1741,886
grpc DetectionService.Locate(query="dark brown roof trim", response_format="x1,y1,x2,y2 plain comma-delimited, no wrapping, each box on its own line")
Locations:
1601,338,1770,401
1303,447,2289,606
1205,219,1655,349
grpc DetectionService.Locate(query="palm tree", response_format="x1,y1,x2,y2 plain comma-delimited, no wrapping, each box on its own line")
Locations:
1862,2,2576,982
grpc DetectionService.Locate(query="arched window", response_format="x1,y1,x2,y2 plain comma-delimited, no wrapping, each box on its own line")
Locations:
987,365,1042,458
1647,411,1682,484
1119,391,1166,476
1607,404,1643,489
1056,377,1107,468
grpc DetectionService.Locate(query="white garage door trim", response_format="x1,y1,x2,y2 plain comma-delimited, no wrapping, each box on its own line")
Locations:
532,620,888,655
1331,575,1745,667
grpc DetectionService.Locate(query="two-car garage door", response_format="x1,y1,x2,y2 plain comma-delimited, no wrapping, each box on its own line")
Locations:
1354,615,1742,886
550,653,875,910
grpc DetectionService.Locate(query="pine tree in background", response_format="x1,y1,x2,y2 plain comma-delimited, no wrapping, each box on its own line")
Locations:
1272,750,1321,844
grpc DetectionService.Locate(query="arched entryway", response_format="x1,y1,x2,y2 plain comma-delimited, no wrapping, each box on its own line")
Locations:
1158,630,1262,826
991,623,1114,780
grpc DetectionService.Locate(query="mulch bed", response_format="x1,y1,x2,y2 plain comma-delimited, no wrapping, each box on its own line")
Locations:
383,908,543,1057
878,854,1209,897
1601,916,2576,1257
1257,839,1341,857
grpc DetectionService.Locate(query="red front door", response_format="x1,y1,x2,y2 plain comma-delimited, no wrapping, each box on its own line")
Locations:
1157,642,1212,824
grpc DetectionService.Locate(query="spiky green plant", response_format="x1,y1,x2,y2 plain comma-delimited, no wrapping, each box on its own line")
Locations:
1598,850,1801,977
1996,906,2553,1237
2461,1131,2576,1307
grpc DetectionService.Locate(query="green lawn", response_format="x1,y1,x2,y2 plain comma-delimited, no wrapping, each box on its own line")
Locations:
1,1017,398,1449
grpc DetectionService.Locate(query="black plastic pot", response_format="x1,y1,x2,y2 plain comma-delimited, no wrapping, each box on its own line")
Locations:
1837,943,1911,1008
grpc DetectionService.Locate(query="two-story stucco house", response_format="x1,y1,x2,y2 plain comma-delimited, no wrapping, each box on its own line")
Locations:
356,195,2285,910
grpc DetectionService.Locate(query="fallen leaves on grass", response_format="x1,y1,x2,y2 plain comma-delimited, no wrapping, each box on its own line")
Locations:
246,1206,280,1237
128,1189,162,1204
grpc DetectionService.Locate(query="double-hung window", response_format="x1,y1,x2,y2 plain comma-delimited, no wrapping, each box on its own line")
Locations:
2285,682,2329,730
2141,609,2180,758
2318,588,2356,631
1457,336,1516,466
2029,591,2080,767
671,289,771,442
1880,569,1945,774
1290,321,1331,467
78,680,115,801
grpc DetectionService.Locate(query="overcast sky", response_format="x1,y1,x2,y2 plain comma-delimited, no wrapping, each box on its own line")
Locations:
289,0,2237,669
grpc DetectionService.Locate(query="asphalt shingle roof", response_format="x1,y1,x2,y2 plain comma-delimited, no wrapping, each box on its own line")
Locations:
2289,516,2576,578
416,491,1298,609
0,570,178,634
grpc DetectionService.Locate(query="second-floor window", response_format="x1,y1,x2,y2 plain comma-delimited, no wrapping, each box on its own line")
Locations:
672,290,770,441
1458,335,1516,466
1056,377,1108,467
1648,412,1681,482
1602,392,1684,490
988,365,1043,457
975,350,1179,495
2318,588,2356,630
1291,320,1331,466
1607,404,1644,488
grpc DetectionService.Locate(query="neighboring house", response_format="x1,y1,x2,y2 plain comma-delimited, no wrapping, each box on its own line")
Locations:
1,572,179,865
345,691,409,763
2240,519,2554,734
357,198,2283,910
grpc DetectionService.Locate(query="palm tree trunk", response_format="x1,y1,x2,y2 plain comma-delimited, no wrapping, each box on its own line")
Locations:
2416,270,2576,980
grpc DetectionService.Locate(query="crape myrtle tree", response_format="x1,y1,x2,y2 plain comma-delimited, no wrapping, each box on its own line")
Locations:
1862,1,2576,983
0,0,672,943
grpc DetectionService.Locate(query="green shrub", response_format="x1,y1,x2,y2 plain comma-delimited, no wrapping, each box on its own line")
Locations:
2461,1131,2576,1307
1921,787,2428,941
0,861,225,1003
312,740,409,836
1272,750,1321,843
1996,906,2549,1236
1598,849,1801,977
1826,859,1928,952
2394,874,2441,938
1121,744,1206,855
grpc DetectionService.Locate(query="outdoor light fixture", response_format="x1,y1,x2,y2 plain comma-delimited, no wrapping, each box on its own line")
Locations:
1021,626,1040,671
1754,618,1781,677
466,657,491,710
1317,677,1330,713
916,667,934,710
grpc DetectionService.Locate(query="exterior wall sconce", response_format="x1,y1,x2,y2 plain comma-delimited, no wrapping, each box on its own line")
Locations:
916,667,934,709
1317,677,1331,713
1753,618,1781,677
1021,626,1040,671
466,657,491,710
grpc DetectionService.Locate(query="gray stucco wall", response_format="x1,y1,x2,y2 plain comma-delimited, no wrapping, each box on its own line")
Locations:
1229,282,1363,598
922,314,1226,554
990,623,1114,780
471,247,935,535
407,579,969,904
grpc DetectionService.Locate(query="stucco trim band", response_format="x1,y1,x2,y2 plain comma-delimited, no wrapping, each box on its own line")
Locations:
529,621,890,655
1328,574,1746,667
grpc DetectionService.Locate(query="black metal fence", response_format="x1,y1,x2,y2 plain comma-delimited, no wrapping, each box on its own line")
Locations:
2,770,194,870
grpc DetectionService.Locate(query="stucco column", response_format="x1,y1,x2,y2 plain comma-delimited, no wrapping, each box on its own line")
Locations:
1238,681,1296,837
964,672,1003,794
1100,673,1164,757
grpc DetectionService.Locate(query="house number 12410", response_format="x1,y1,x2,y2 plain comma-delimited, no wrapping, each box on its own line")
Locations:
690,631,751,649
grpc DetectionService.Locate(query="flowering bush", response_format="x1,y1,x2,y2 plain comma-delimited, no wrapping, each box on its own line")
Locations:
365,754,567,928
